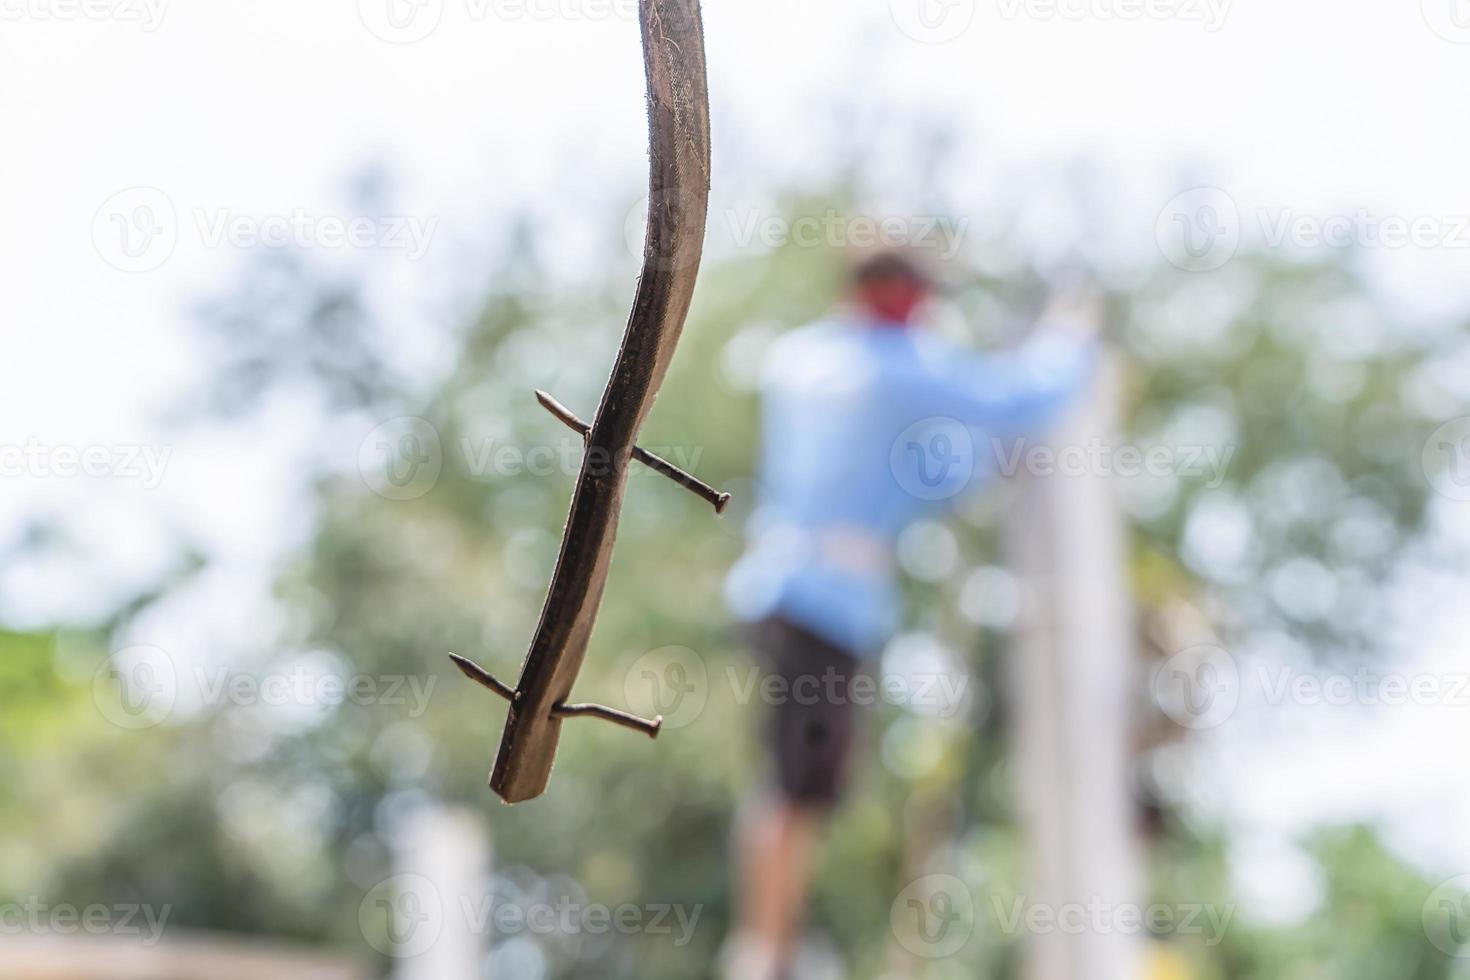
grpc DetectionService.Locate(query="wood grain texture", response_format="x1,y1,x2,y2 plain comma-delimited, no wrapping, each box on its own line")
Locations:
489,0,710,803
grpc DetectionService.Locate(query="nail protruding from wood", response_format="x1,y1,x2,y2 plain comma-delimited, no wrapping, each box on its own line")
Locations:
535,390,732,515
449,653,517,704
553,702,664,738
451,653,662,738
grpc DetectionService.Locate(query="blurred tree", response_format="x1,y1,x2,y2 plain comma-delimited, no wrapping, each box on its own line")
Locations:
9,135,1468,980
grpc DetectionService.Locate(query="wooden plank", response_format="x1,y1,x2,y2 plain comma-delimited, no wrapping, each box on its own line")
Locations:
0,934,366,980
478,0,713,804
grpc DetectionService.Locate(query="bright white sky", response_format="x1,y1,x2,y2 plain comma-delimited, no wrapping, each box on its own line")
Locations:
3,0,1470,908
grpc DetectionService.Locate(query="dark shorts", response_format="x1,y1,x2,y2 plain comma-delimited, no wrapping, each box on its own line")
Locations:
748,616,868,808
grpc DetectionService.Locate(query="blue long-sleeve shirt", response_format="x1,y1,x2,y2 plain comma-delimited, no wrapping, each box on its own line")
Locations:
724,315,1097,657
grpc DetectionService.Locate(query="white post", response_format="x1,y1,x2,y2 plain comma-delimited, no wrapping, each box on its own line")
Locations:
392,807,492,980
1007,356,1145,980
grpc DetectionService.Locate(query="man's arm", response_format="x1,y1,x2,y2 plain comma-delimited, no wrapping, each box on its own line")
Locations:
943,288,1105,435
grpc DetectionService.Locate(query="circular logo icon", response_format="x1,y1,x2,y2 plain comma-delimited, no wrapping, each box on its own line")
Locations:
891,417,975,502
1156,187,1241,272
1152,644,1240,730
1422,0,1470,43
1423,876,1470,957
92,186,178,273
1423,417,1470,502
359,417,443,501
624,187,709,273
889,0,977,43
891,874,975,959
622,646,708,730
92,645,178,730
360,874,445,958
357,0,445,44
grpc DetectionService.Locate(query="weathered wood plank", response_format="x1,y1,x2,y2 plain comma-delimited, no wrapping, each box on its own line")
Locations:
482,0,712,804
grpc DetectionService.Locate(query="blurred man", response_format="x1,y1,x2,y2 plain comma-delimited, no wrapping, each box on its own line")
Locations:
720,252,1101,979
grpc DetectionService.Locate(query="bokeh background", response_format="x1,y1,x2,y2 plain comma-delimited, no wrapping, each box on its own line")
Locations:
5,1,1470,978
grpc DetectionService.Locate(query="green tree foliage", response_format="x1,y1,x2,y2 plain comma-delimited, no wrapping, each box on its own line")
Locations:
9,154,1468,978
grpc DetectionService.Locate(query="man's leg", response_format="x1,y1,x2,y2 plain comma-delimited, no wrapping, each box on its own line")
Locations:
723,617,862,980
728,795,822,978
